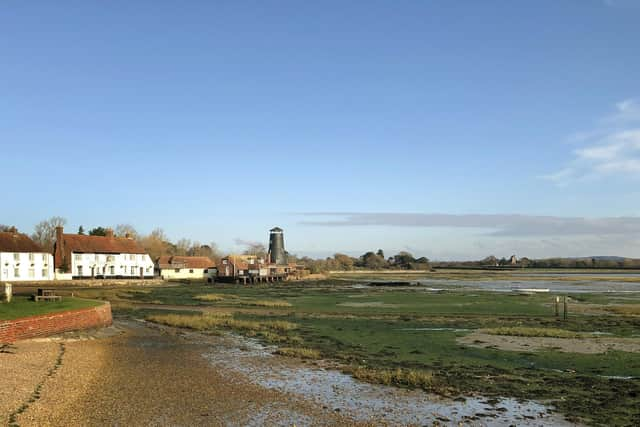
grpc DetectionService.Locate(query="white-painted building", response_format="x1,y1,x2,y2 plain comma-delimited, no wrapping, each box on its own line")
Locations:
0,229,54,281
54,227,154,279
156,256,216,282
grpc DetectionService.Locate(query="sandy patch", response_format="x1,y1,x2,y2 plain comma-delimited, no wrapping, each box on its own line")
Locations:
459,331,640,354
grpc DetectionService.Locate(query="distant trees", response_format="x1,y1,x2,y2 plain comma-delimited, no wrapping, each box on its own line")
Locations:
0,224,14,232
243,242,267,258
31,216,67,252
115,224,138,239
78,225,85,235
88,227,107,236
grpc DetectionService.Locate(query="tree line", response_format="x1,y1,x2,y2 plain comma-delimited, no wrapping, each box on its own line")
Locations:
6,217,222,263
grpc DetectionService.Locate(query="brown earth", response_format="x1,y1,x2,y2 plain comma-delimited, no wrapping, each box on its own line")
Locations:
3,321,364,426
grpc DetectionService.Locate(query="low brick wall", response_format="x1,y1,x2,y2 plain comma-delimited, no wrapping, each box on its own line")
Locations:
0,302,112,343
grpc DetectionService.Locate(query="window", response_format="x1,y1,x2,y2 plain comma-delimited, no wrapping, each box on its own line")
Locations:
107,255,115,262
130,266,135,275
42,254,47,262
42,269,49,278
14,268,20,277
28,269,35,278
189,269,194,273
75,254,82,262
175,268,180,272
204,269,208,273
110,266,115,275
95,254,100,262
29,253,35,261
77,265,83,276
130,254,135,261
13,253,20,261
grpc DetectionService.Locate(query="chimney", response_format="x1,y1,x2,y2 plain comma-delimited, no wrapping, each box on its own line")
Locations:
9,226,17,233
125,232,131,239
105,228,114,238
55,226,64,242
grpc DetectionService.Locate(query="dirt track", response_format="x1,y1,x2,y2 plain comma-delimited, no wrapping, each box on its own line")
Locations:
3,321,357,426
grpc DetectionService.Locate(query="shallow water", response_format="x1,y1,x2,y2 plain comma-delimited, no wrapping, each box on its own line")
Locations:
203,334,577,426
414,278,640,293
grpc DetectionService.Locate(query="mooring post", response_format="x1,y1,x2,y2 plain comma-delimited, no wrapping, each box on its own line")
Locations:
3,283,12,303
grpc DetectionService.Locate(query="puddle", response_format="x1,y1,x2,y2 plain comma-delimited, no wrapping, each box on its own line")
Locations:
202,334,576,426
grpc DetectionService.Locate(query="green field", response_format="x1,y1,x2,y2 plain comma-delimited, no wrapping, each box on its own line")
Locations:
69,276,640,426
0,296,102,320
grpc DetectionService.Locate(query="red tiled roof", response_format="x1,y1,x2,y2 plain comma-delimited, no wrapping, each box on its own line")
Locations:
156,256,214,269
55,233,148,269
0,232,46,253
61,234,146,254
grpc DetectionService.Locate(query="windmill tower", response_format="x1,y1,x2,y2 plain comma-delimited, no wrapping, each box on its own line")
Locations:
267,227,287,265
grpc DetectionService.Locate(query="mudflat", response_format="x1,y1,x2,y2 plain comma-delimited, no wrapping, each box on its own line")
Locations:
3,321,356,426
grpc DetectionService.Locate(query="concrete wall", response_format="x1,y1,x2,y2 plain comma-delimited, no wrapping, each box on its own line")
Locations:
0,302,112,343
0,252,54,282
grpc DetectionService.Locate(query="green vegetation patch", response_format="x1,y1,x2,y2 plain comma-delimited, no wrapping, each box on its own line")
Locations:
0,296,102,321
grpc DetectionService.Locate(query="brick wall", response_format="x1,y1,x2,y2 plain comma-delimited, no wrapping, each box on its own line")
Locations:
0,302,112,343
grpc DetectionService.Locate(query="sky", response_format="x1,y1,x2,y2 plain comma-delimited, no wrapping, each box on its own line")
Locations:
1,0,640,260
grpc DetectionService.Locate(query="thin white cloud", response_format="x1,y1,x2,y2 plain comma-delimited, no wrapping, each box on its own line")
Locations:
545,99,640,185
298,212,640,237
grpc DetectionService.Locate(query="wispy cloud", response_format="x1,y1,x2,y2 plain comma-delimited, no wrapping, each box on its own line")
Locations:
298,212,640,237
544,99,640,185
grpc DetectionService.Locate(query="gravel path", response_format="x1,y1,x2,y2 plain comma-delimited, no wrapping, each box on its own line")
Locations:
6,320,359,426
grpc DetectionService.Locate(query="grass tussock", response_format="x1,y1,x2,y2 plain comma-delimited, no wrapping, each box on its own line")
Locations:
484,327,583,339
275,347,321,359
605,305,640,316
350,367,438,390
193,294,226,302
146,313,297,333
240,299,292,308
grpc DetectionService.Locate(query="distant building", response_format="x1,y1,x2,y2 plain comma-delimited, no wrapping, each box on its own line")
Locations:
510,255,518,265
0,228,53,281
54,226,154,279
156,256,217,282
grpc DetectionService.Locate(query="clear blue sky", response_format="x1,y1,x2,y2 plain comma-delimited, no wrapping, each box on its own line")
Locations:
2,1,640,259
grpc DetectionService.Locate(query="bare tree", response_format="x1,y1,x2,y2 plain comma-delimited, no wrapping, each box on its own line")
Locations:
140,227,172,260
31,216,67,252
115,224,138,239
243,243,267,258
0,225,14,232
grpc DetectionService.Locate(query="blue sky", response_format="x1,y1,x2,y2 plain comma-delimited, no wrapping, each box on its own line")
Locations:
2,1,640,259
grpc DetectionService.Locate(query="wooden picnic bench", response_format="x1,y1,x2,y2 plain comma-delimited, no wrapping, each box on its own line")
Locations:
33,289,62,302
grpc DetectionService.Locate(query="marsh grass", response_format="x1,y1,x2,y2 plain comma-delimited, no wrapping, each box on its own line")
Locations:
193,294,227,302
349,366,440,391
146,313,297,333
275,347,321,359
484,327,583,339
240,299,292,308
605,305,640,316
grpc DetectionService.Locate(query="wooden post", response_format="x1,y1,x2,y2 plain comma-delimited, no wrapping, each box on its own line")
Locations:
563,296,568,320
3,283,12,303
555,296,560,317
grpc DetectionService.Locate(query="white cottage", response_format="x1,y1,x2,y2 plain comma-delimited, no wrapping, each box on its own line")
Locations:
54,226,154,279
156,256,216,282
0,228,54,281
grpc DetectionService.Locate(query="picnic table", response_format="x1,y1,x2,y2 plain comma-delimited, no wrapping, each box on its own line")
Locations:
33,289,62,302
